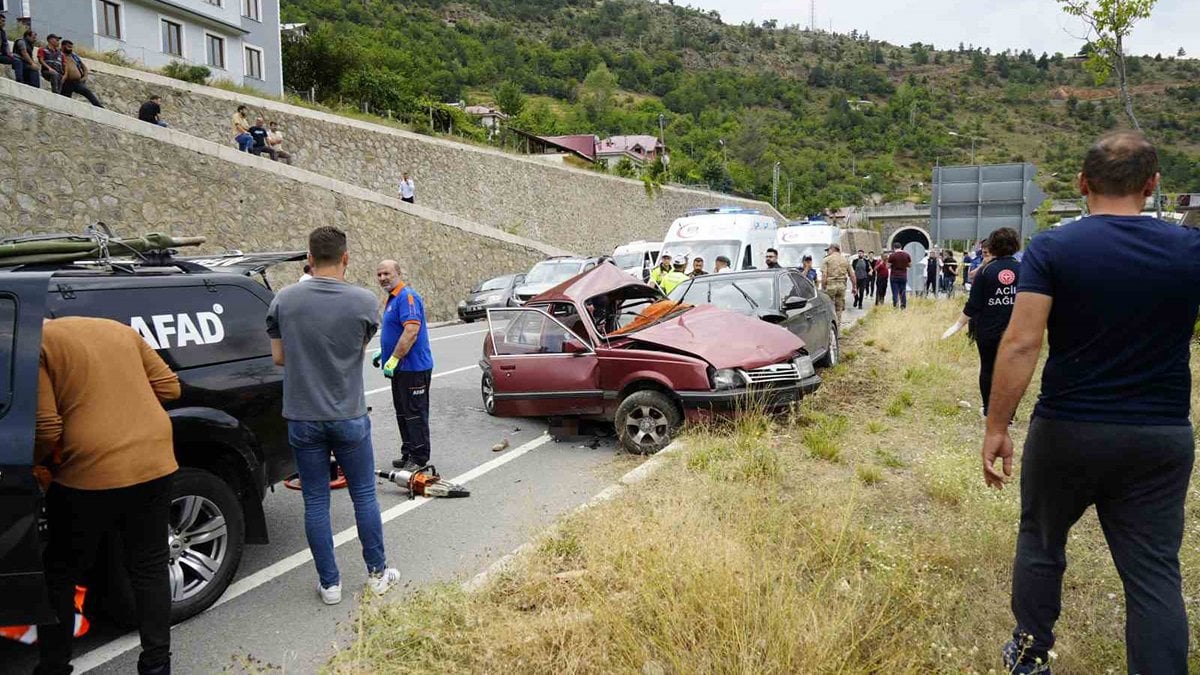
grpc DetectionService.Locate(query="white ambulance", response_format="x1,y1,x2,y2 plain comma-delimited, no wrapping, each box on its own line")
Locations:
660,207,779,272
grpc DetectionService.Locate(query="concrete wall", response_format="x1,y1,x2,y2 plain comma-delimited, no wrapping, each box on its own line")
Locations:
80,61,785,255
0,78,568,321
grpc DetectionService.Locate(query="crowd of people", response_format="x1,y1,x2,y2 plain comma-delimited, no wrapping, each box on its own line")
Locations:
1,16,103,106
230,105,294,164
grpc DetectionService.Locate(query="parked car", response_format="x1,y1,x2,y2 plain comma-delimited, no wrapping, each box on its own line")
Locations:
479,264,820,454
611,240,662,282
667,268,840,367
510,256,599,305
0,237,301,627
458,273,525,323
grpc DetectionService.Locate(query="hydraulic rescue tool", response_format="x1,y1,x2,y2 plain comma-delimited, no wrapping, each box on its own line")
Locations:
376,465,470,499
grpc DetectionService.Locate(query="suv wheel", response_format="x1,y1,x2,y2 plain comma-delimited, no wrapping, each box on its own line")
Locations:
168,467,245,623
481,371,497,416
615,390,681,455
816,322,839,368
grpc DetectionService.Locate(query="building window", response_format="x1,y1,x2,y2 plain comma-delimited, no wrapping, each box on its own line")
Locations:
203,0,221,6
242,0,260,21
161,19,182,56
97,0,122,39
205,34,225,69
243,46,263,80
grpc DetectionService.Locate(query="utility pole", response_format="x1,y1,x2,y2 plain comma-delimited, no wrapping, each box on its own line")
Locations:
658,113,669,182
773,162,781,209
718,138,727,165
809,0,815,31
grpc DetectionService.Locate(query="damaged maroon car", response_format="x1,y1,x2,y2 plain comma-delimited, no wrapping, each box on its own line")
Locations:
479,264,821,453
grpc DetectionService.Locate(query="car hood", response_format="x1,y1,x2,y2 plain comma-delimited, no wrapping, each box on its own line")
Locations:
622,304,803,370
514,282,558,297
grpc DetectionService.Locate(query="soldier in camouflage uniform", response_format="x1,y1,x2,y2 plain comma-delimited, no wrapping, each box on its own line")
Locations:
820,243,856,317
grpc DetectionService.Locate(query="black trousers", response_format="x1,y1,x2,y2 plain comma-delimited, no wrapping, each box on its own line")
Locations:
61,79,103,107
1012,417,1193,672
976,335,1001,414
38,474,173,675
391,369,432,465
853,278,868,308
874,277,888,306
924,274,937,296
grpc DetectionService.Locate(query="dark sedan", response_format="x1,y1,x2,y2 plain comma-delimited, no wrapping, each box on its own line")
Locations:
458,273,524,322
666,269,840,367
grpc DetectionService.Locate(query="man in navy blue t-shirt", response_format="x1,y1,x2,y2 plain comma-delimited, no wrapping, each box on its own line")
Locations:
376,260,435,471
982,131,1200,674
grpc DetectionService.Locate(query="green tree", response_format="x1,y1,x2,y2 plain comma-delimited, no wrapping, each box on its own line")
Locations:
1057,0,1157,129
494,81,526,117
579,63,618,127
970,52,987,78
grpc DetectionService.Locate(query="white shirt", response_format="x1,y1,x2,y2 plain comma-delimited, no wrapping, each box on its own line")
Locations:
267,129,284,148
298,273,312,282
398,178,415,199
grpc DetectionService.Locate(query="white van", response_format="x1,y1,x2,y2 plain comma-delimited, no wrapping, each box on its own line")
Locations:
611,240,663,281
775,221,843,268
660,207,778,272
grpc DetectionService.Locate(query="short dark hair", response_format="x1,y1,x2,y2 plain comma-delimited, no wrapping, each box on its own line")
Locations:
1082,130,1158,197
46,33,58,40
766,247,778,255
985,227,1021,257
149,94,161,101
237,105,247,113
23,29,33,37
308,226,347,266
893,241,902,249
61,40,73,47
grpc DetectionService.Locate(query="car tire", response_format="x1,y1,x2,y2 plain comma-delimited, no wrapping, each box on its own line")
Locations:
462,317,475,324
816,322,839,368
615,390,682,455
481,371,497,416
167,467,245,624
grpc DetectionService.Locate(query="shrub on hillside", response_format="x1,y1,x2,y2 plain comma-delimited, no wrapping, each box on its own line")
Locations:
162,61,211,85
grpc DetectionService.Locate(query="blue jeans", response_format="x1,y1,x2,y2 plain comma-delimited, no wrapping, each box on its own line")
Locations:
235,133,253,152
890,277,908,309
288,415,387,588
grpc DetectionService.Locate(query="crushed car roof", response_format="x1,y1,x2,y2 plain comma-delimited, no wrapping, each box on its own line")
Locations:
532,262,658,304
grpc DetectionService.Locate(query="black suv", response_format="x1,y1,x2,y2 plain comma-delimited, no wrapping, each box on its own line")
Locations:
0,242,302,627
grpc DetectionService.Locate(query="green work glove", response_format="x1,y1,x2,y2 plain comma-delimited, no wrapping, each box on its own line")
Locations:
383,356,400,378
371,349,382,368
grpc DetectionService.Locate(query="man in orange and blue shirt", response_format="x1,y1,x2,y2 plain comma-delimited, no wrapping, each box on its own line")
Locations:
375,260,434,471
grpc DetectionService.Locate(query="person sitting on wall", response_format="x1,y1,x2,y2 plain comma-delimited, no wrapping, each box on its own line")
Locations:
266,121,293,165
248,116,280,161
138,95,168,127
60,41,103,107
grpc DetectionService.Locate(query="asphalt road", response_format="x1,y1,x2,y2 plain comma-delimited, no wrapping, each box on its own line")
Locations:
1,321,629,674
3,291,865,674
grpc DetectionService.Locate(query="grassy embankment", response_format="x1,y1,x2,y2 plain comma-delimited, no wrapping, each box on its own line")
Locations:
328,299,1200,674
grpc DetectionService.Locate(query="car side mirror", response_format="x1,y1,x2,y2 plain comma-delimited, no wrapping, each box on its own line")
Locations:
756,308,788,324
563,340,589,355
782,296,808,311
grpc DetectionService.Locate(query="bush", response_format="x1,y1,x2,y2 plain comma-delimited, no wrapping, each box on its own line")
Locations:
161,61,210,84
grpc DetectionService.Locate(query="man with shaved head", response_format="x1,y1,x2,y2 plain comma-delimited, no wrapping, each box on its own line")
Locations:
983,130,1200,674
376,260,434,470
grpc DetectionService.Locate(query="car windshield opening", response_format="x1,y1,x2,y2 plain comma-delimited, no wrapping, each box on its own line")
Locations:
477,276,510,292
777,244,825,269
612,253,643,269
661,240,741,271
670,275,776,315
524,261,582,285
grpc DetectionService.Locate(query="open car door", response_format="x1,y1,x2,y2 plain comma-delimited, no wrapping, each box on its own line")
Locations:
485,307,602,417
0,272,55,626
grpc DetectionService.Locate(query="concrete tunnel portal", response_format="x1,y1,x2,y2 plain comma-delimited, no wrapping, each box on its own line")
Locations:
888,226,932,252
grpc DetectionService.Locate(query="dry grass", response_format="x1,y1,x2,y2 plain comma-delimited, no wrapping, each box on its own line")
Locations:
327,299,1200,674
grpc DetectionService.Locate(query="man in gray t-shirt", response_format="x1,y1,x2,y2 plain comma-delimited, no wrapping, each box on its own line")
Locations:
265,226,400,603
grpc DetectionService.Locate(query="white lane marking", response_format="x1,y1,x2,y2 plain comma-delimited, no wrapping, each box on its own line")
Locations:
365,328,487,354
364,364,476,397
74,434,554,673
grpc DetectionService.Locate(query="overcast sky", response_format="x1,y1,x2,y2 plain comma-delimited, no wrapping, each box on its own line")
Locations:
689,0,1199,58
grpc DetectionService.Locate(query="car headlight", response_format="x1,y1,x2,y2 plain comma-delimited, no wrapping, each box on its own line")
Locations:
458,300,467,307
793,355,816,379
712,368,746,390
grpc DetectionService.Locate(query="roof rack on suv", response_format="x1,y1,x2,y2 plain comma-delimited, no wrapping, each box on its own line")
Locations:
0,223,205,269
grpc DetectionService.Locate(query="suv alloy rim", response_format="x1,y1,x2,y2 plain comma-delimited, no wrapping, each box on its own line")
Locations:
829,326,839,365
168,495,229,602
626,405,668,448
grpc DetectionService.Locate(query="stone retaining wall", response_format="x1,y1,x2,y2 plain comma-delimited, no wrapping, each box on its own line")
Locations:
0,79,564,321
83,61,784,255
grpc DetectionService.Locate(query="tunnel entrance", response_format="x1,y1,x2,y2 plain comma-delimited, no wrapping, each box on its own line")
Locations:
887,227,932,291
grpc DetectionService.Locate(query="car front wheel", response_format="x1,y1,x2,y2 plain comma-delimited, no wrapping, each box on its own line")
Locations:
816,322,839,368
168,467,245,623
615,390,682,455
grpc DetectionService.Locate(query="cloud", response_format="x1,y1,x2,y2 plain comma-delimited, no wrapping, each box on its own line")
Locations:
691,0,1199,57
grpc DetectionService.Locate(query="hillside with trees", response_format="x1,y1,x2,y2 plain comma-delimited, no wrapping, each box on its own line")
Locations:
279,0,1200,215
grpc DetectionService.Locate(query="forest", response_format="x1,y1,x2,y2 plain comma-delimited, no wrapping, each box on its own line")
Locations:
279,0,1200,215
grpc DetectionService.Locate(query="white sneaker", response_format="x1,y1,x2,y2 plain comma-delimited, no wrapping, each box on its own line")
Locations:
319,582,342,605
367,568,401,595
